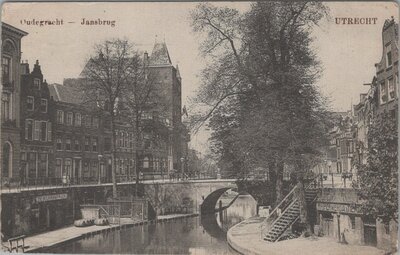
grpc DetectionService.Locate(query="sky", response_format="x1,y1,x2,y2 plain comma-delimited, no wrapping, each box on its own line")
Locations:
2,1,398,153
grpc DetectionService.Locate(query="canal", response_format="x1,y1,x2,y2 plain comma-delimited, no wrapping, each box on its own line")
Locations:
45,194,257,254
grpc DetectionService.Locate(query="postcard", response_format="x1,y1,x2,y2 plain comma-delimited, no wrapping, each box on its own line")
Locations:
0,1,398,254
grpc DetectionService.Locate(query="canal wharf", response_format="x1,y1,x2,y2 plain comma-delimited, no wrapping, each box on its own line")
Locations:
23,213,199,253
227,217,386,255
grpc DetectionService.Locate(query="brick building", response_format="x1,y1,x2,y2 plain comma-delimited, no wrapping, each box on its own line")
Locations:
1,23,27,181
146,41,190,174
48,83,112,184
20,60,54,182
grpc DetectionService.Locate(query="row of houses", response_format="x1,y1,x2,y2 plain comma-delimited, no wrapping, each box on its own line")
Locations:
316,18,398,252
323,18,398,179
1,22,190,187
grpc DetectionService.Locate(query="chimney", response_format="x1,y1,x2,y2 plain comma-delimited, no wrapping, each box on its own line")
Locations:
20,60,30,75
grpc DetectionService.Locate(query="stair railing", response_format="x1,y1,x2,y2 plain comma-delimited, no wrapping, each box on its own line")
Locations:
260,185,299,239
260,175,321,240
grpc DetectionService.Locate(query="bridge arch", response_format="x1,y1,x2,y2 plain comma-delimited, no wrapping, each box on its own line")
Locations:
200,187,233,214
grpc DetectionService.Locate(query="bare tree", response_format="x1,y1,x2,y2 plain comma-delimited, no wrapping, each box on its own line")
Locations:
121,55,165,196
80,39,142,199
190,2,330,233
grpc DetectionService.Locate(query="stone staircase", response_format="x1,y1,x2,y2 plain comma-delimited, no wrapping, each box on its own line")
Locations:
261,180,319,242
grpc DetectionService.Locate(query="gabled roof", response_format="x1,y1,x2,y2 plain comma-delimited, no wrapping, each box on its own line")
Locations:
149,41,172,66
48,83,84,105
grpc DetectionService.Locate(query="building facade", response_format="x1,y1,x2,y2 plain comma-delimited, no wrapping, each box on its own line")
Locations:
1,23,27,181
48,83,112,184
20,60,54,182
317,18,398,253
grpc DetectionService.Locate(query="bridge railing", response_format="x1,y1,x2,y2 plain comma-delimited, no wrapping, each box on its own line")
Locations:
0,174,221,192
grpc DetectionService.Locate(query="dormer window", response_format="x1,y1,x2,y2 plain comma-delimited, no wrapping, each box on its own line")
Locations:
2,56,11,84
385,44,392,67
34,78,41,90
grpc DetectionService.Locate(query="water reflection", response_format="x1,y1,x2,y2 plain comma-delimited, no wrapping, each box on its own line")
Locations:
45,194,257,254
217,194,258,232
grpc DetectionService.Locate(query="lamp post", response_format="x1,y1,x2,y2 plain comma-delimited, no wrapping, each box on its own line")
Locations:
327,160,333,187
180,157,185,180
97,155,103,184
337,211,341,242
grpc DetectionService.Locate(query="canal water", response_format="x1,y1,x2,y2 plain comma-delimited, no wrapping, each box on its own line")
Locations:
45,194,257,254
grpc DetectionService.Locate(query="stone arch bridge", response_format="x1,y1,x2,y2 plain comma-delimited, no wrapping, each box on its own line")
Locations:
141,179,238,216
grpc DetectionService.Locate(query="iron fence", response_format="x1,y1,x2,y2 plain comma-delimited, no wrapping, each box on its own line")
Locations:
0,174,219,192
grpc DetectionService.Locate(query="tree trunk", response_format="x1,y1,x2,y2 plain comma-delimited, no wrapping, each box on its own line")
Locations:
275,161,284,206
110,114,118,199
297,180,312,234
135,112,141,197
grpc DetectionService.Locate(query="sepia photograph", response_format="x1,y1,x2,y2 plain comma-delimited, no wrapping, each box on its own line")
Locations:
0,1,398,254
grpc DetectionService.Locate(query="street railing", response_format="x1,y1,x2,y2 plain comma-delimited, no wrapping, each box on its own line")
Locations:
0,174,219,192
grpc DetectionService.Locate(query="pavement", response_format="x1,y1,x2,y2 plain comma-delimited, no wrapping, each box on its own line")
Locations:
227,216,387,255
17,213,198,253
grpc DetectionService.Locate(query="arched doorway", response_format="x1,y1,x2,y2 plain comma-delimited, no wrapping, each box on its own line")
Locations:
2,142,13,178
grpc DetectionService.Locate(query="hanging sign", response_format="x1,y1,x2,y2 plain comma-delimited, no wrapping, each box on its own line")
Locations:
35,193,68,203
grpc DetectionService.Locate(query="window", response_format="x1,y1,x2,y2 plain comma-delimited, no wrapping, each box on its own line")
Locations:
74,140,80,151
119,159,124,175
21,152,27,161
65,138,71,151
56,138,62,150
34,120,40,140
66,112,73,126
85,115,91,127
47,122,52,142
85,137,90,151
92,117,99,128
55,158,62,178
75,113,81,126
105,137,111,152
40,99,47,113
143,157,149,169
27,152,36,178
27,96,34,111
129,133,133,148
380,81,387,104
119,132,123,147
350,216,356,229
2,56,11,83
57,110,64,124
124,132,128,148
83,161,90,177
2,93,11,121
38,153,47,177
64,159,72,177
2,143,11,177
91,161,98,177
388,77,396,100
34,78,41,90
92,137,98,152
120,160,125,175
40,121,47,141
386,44,392,67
